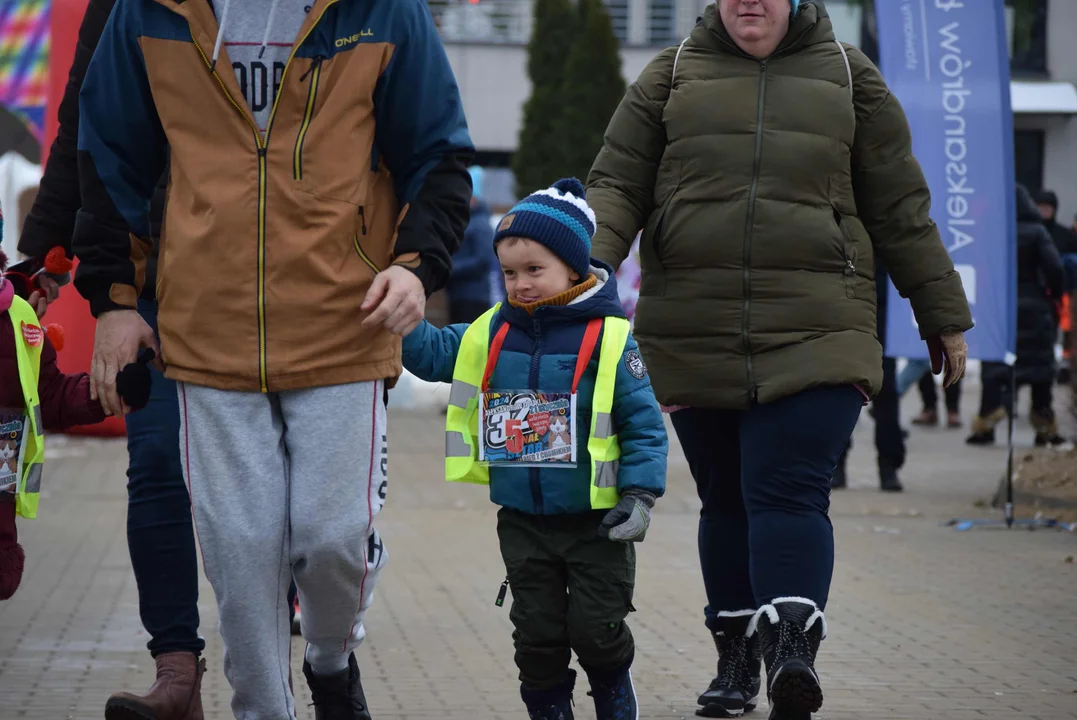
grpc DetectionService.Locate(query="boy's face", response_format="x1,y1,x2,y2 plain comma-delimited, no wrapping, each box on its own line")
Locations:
497,238,579,305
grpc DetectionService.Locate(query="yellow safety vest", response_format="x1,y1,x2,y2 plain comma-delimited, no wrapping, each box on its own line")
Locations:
6,295,45,520
444,304,630,510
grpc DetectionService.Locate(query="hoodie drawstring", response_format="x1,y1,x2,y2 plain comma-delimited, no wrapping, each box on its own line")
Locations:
210,0,231,70
210,0,282,68
259,0,281,58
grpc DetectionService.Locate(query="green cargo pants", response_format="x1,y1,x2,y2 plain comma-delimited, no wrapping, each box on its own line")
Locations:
497,507,636,690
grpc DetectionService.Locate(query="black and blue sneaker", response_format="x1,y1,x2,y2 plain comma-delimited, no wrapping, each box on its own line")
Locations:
521,669,576,720
585,655,638,720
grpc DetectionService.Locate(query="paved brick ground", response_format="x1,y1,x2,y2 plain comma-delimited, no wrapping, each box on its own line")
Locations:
2,382,1076,719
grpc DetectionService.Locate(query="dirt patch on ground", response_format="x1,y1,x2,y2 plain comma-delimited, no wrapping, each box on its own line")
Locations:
1003,447,1077,524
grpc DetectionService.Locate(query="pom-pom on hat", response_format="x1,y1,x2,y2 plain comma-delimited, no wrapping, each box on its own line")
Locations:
493,178,596,278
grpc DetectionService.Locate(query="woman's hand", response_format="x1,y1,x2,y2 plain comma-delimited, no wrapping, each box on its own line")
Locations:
927,331,968,388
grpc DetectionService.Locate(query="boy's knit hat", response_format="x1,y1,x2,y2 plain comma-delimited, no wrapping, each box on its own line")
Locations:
493,178,596,277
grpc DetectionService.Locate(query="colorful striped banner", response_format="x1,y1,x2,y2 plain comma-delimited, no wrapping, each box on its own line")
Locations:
0,0,50,142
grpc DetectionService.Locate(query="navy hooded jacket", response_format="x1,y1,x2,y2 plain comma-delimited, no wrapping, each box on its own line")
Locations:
402,262,667,515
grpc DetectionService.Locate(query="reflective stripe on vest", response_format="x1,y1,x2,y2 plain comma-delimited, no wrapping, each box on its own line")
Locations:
8,295,45,520
444,304,630,510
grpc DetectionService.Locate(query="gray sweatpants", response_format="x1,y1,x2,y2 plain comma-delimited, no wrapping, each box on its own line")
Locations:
178,380,389,720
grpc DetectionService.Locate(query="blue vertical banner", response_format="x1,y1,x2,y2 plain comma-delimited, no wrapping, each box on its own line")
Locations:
876,0,1016,363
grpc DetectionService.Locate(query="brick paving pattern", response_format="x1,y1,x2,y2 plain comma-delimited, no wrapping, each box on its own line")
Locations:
2,383,1076,719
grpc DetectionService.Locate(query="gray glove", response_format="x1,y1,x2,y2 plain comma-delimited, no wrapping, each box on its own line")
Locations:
598,489,656,543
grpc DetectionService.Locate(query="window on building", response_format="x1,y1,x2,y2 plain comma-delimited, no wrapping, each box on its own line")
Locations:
1005,0,1048,76
1014,130,1045,194
604,0,630,45
648,0,677,46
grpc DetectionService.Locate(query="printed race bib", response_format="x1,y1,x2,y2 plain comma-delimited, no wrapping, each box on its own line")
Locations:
0,407,28,497
479,390,577,468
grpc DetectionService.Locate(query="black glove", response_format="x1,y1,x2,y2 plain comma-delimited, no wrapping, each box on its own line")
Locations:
116,348,155,412
598,489,656,543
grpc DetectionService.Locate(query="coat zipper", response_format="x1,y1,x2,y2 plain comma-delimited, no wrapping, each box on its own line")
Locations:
742,60,767,402
528,316,544,514
189,0,338,393
294,56,324,180
353,208,380,273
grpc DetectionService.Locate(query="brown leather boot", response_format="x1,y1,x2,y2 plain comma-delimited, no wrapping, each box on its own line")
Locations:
105,652,206,720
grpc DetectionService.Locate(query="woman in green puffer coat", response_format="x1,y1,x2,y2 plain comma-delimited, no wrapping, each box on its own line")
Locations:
586,1,973,717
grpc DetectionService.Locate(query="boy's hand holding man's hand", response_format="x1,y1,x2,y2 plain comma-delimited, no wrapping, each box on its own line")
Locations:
598,489,656,543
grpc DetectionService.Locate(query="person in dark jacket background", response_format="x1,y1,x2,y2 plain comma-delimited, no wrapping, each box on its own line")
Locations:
447,165,497,324
832,259,905,493
968,184,1066,447
16,1,208,716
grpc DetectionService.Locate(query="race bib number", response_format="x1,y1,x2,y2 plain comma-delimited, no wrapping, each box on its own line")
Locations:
478,390,577,467
0,408,28,497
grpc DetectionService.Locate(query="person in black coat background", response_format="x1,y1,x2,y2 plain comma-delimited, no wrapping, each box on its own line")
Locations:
832,258,905,493
968,184,1066,447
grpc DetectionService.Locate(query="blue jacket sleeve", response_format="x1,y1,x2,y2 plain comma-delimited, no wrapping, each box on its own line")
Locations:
71,0,167,317
401,319,470,385
374,0,475,297
610,336,667,497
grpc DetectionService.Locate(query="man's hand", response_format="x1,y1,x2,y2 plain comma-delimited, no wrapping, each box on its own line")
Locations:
927,331,968,389
360,265,426,336
26,276,61,319
91,310,160,417
598,489,656,543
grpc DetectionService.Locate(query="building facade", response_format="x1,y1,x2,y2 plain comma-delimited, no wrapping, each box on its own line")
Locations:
432,0,1074,211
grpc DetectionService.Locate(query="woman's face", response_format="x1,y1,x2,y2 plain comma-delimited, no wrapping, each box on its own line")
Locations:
719,0,791,57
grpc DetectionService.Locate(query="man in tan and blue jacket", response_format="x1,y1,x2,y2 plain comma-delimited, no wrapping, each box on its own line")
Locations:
71,0,474,717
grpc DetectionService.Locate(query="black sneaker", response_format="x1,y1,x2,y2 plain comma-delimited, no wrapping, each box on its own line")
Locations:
521,670,576,720
879,465,903,493
303,653,372,720
750,598,826,717
697,612,760,717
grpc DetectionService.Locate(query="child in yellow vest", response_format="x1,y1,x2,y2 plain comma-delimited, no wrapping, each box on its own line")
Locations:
402,178,668,720
0,217,147,600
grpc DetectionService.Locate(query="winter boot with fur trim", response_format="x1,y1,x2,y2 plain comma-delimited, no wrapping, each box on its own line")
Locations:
521,669,576,720
584,656,638,720
697,610,760,717
966,408,1006,446
1030,410,1068,447
749,598,826,719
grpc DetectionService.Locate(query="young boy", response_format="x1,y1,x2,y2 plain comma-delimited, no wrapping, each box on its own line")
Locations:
402,178,668,720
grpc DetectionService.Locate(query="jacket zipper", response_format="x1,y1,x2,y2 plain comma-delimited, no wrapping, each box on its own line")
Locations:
742,60,767,403
528,316,544,514
294,56,324,180
353,208,380,273
189,0,338,393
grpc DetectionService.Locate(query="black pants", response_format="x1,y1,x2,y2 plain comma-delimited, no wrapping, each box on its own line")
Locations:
498,508,635,690
919,372,961,413
979,362,1054,421
840,357,904,471
670,385,863,625
126,301,204,657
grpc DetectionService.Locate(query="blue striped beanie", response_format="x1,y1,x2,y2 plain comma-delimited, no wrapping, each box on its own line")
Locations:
494,178,596,277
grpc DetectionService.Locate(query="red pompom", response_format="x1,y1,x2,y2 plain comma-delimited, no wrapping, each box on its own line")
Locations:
44,246,73,275
45,323,65,352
